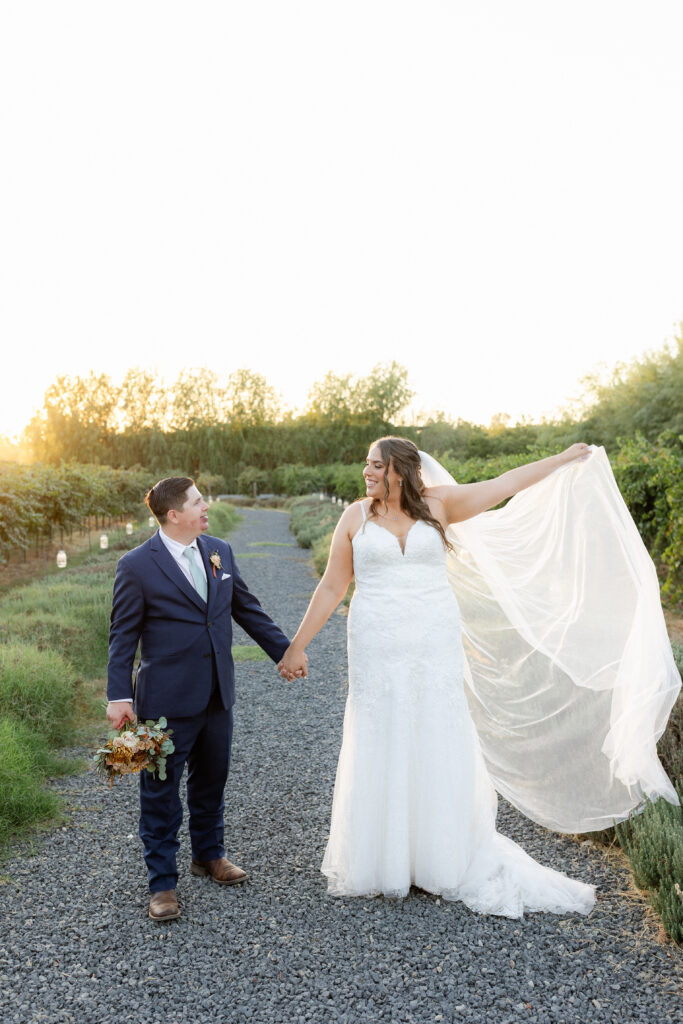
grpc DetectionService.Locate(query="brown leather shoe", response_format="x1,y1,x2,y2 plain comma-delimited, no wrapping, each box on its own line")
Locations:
149,889,180,921
190,857,248,885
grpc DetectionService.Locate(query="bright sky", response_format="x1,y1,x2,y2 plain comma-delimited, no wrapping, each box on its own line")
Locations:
2,2,682,437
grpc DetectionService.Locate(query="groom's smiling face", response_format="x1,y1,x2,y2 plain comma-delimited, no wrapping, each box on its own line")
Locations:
166,485,209,541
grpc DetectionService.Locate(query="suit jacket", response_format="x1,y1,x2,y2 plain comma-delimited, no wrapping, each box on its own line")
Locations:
107,531,289,718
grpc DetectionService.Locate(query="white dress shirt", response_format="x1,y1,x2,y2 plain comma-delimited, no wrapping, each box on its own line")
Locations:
157,528,208,592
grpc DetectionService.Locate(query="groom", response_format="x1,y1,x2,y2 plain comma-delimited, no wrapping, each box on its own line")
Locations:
106,477,299,921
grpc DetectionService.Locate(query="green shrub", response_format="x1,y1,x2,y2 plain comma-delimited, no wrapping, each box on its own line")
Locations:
236,466,271,495
608,642,683,943
611,435,683,602
289,503,355,605
0,576,111,678
207,502,241,538
0,718,64,850
328,463,365,502
289,497,344,549
616,785,683,943
0,643,78,745
272,464,328,496
270,462,365,500
658,643,683,785
195,471,227,498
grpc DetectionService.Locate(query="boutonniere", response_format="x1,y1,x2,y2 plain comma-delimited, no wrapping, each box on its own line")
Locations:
209,551,222,578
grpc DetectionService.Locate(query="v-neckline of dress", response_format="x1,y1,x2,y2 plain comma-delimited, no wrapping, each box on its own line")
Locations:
367,517,419,557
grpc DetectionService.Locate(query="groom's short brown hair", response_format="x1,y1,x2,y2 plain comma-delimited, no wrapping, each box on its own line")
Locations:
145,476,195,524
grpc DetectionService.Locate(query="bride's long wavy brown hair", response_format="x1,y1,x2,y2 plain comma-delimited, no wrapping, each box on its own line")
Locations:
366,436,453,552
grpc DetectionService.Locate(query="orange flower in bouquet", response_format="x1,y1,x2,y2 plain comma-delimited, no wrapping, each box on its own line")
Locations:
94,718,174,786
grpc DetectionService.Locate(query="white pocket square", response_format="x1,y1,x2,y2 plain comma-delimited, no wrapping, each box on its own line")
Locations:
222,573,231,580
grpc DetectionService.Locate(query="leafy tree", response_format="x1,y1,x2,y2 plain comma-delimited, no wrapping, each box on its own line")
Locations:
579,329,683,446
118,368,167,432
356,361,413,423
306,372,356,421
168,369,224,430
28,373,119,463
195,471,227,497
306,362,413,424
225,369,281,426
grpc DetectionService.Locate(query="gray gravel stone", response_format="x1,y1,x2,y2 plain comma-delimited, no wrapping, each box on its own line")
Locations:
0,507,681,1024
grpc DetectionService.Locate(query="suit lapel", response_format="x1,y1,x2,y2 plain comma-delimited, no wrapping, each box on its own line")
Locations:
149,531,207,612
198,536,220,612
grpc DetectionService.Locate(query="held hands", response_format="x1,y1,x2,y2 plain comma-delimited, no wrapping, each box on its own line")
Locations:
278,643,308,682
106,700,136,730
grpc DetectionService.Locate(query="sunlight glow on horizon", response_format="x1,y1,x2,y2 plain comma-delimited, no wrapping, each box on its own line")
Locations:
4,328,682,441
2,2,683,439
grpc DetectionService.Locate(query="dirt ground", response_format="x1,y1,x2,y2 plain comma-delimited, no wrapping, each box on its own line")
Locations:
664,609,683,647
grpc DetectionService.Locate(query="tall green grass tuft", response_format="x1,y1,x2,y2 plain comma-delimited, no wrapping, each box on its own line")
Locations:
0,643,85,851
0,718,75,849
0,575,112,678
0,643,82,744
616,785,683,943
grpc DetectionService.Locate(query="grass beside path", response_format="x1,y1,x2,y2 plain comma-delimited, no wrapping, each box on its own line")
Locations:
0,503,241,858
289,495,354,602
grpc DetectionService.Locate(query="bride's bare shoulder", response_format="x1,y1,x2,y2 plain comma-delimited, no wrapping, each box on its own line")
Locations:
339,500,367,538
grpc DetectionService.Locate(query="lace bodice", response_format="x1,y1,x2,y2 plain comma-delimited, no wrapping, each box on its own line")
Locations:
347,511,464,710
352,515,452,596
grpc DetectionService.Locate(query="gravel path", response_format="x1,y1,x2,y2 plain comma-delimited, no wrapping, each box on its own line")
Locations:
1,507,681,1024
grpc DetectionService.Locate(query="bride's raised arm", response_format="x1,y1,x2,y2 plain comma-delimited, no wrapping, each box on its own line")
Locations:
430,443,591,525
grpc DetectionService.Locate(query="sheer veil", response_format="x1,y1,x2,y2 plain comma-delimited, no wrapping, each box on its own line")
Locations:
419,446,680,833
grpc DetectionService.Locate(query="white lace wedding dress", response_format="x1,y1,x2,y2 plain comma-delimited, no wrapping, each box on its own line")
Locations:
320,502,596,917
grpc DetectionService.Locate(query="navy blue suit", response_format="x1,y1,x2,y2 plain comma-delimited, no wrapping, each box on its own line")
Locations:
107,530,289,892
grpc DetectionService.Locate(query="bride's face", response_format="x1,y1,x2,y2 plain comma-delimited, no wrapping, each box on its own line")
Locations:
363,446,401,499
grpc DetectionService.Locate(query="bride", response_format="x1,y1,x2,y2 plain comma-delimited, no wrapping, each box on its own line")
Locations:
278,436,680,918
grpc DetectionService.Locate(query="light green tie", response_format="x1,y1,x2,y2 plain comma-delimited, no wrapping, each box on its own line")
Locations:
182,546,208,602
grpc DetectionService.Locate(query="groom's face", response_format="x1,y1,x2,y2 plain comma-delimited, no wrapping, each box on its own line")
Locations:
166,485,209,539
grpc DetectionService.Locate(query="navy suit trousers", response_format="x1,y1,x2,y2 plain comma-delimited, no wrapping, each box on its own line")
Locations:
139,670,233,893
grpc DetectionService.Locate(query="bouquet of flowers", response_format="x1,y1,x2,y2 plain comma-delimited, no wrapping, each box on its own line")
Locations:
94,718,175,786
